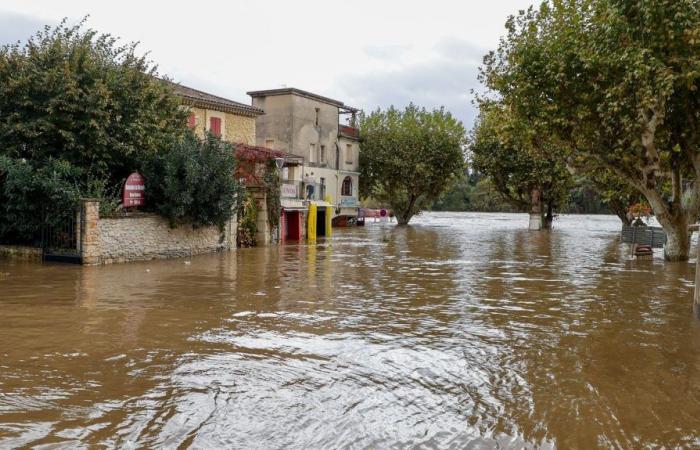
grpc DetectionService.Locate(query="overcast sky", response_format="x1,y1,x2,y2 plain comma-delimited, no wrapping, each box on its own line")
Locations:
0,1,534,128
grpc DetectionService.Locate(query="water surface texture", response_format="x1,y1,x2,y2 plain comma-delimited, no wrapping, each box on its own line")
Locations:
1,213,699,449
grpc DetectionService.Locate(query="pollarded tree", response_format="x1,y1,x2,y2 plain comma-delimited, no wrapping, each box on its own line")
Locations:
482,0,700,260
470,102,572,229
359,104,467,225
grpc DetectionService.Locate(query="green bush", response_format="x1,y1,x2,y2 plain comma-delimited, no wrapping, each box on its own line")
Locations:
0,156,82,245
0,20,185,193
142,132,241,228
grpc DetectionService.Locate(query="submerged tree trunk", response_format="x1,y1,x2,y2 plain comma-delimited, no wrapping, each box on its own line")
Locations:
642,185,693,261
661,216,691,262
543,200,554,230
395,194,417,226
528,188,544,230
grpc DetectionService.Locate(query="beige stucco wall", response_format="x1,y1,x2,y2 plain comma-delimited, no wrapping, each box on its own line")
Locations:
339,136,360,172
188,106,256,145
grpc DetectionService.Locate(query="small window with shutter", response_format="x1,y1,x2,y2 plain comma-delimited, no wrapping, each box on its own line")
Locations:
210,117,222,137
187,113,196,129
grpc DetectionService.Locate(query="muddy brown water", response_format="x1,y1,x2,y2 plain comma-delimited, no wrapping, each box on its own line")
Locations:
1,213,700,449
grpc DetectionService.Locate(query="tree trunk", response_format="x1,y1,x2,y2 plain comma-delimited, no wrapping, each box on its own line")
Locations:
640,185,693,262
396,194,417,226
607,198,632,227
543,201,554,230
528,188,543,230
663,218,691,262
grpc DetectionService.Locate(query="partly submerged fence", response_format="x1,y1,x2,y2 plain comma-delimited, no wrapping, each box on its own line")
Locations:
620,225,667,249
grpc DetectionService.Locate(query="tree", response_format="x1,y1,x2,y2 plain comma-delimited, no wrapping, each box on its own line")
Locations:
0,19,186,188
141,132,241,228
359,104,467,225
0,156,82,245
470,102,573,229
482,0,700,260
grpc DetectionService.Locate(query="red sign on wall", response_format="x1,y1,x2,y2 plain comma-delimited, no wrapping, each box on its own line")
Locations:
123,172,145,207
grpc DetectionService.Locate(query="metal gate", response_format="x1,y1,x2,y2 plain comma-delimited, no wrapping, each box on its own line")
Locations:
41,207,81,263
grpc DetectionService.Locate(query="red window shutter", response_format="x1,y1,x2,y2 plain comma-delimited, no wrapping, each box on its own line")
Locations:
187,113,196,128
210,117,222,137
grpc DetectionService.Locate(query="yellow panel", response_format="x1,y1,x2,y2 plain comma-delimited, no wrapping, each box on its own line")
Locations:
323,195,333,238
307,204,317,243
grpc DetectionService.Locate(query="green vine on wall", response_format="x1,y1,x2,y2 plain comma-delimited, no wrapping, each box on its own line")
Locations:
263,160,281,232
237,191,258,247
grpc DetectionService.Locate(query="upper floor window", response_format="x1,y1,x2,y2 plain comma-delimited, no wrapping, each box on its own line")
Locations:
320,145,326,164
309,143,317,163
209,117,222,137
345,143,353,164
187,113,196,129
341,176,353,196
315,108,320,127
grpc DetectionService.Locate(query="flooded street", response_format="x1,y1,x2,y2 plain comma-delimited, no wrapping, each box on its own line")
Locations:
1,212,700,449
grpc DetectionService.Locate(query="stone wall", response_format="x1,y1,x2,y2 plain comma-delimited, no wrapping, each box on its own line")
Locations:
0,245,42,261
79,200,236,265
224,112,255,145
189,106,256,145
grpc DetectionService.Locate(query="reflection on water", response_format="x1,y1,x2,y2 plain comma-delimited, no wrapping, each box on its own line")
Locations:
1,213,699,449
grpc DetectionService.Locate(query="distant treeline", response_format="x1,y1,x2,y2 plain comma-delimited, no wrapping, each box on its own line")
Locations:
430,173,611,215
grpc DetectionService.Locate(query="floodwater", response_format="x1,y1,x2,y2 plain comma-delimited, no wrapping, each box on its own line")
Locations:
1,213,699,449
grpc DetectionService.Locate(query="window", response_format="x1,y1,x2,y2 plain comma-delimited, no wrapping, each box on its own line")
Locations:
309,143,317,163
209,117,222,137
265,139,274,149
315,108,320,127
187,113,196,129
341,176,353,196
320,177,326,199
345,143,353,164
320,145,326,163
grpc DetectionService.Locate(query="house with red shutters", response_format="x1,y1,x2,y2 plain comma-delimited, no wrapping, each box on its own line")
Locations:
170,82,263,145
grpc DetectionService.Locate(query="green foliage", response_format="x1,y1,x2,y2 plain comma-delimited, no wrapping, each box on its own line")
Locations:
237,192,258,247
431,173,518,212
0,156,82,244
263,160,281,232
482,0,700,259
0,19,186,188
470,102,573,218
142,132,241,228
359,104,467,225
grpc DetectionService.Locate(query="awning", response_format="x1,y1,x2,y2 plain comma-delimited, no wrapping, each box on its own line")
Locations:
281,199,307,210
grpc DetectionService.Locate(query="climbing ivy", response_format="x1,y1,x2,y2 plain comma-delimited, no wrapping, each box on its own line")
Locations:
237,191,258,247
263,160,281,233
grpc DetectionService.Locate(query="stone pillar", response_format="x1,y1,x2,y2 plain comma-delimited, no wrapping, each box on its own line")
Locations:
80,199,100,265
225,210,238,250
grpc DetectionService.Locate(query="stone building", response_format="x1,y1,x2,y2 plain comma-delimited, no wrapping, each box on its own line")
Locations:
171,82,263,144
172,83,280,245
247,88,361,240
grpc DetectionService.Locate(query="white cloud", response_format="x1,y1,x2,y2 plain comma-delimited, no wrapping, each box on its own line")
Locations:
335,37,485,127
0,0,534,128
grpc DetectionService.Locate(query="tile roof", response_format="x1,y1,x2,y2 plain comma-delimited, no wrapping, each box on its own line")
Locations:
235,143,288,161
168,81,264,116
